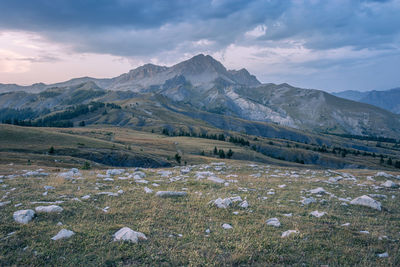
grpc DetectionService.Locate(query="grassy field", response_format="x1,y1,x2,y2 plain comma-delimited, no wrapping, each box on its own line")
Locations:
0,161,399,266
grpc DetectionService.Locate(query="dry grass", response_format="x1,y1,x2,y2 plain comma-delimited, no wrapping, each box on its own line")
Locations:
0,161,399,266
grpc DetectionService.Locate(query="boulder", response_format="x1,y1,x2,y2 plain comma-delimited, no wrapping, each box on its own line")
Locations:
51,229,75,240
266,218,281,227
113,227,147,243
350,195,381,211
381,180,398,188
222,223,233,230
35,205,63,213
13,209,35,224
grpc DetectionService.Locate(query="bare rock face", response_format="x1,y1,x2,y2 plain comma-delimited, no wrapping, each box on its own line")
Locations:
13,209,35,224
113,227,147,243
350,195,381,211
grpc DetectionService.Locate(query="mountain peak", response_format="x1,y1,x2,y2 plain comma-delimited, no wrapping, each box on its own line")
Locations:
173,54,227,75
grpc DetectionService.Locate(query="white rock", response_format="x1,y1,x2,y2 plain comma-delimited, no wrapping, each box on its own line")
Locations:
222,223,233,230
106,169,125,176
51,229,75,240
97,192,119,197
81,195,91,200
158,170,172,177
35,205,63,213
205,229,211,234
350,195,382,211
360,230,370,234
13,209,35,224
207,176,225,184
113,227,147,243
381,180,398,188
301,197,316,205
135,179,149,184
282,213,292,217
0,201,11,207
144,187,153,194
377,252,388,258
44,186,55,190
155,191,187,197
341,223,350,226
375,172,393,178
309,187,327,194
278,184,286,188
239,200,249,209
281,230,299,238
266,218,281,227
310,211,326,218
103,178,114,181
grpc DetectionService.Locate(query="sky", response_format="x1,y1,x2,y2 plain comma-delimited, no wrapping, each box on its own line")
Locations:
0,0,399,92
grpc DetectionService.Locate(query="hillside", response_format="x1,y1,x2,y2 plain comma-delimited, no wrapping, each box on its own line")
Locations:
333,88,400,114
1,54,400,139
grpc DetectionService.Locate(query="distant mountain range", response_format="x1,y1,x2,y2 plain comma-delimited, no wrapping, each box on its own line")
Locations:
1,54,400,138
333,88,400,114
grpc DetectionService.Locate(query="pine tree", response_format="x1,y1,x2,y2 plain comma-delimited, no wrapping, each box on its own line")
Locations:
227,149,234,159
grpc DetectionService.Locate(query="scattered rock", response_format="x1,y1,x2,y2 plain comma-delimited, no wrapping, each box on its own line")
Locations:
81,195,91,200
144,187,153,194
239,200,249,209
13,209,35,224
35,205,63,213
106,169,125,176
155,191,187,197
341,223,350,226
222,223,233,230
375,172,393,178
309,187,327,194
266,218,281,227
207,176,225,184
0,201,11,207
377,252,388,258
281,230,299,238
381,180,398,188
301,197,316,205
44,186,55,190
310,211,326,218
282,213,292,217
113,227,147,243
97,192,119,197
51,229,75,240
350,195,381,211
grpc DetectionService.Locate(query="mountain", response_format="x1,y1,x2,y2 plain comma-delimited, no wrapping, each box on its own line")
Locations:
1,54,400,138
333,88,400,114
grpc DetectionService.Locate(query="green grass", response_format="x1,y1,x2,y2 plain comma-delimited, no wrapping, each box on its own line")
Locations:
0,162,399,266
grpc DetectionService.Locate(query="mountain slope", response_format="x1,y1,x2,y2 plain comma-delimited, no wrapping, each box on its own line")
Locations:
1,54,400,138
333,88,400,114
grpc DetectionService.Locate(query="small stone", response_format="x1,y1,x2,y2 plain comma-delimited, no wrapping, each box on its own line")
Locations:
309,187,327,194
155,191,187,197
301,197,316,205
81,195,91,200
13,209,35,224
51,229,75,240
35,205,63,213
266,218,281,227
341,223,350,226
239,200,249,209
144,187,153,194
282,213,292,217
222,223,233,230
360,230,370,234
281,230,299,238
113,227,147,243
0,201,11,207
310,211,326,218
377,252,388,258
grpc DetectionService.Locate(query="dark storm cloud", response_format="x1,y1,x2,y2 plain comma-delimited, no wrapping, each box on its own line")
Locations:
1,0,398,57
